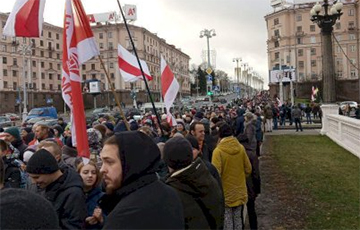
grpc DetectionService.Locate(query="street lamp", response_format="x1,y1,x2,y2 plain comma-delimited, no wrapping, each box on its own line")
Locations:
233,57,242,96
200,29,216,96
310,0,343,103
18,40,33,122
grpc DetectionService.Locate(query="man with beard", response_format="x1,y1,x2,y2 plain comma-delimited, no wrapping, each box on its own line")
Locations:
98,131,184,229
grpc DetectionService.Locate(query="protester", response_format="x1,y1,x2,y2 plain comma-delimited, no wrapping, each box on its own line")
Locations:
0,189,60,229
62,137,80,169
26,149,87,229
21,127,35,145
164,136,224,229
189,121,211,162
292,105,303,132
305,104,312,124
77,161,105,229
98,131,184,229
212,123,252,230
57,117,68,130
0,139,22,188
3,127,27,161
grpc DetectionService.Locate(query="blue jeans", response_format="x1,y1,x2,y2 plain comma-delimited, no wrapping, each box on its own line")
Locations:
280,116,286,126
306,113,312,124
273,117,278,129
295,118,303,131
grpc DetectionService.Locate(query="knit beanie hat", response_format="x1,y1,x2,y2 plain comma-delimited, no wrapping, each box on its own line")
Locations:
163,137,193,170
26,149,59,174
0,189,60,229
4,127,21,140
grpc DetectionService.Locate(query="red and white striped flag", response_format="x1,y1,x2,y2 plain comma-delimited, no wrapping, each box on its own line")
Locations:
3,0,46,37
62,0,99,159
161,56,179,126
118,44,153,82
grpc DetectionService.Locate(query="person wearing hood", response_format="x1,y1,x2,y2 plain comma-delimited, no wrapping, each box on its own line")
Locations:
98,131,184,229
26,149,87,229
3,127,27,162
212,123,252,230
164,137,224,229
237,112,257,154
235,108,245,136
62,137,80,169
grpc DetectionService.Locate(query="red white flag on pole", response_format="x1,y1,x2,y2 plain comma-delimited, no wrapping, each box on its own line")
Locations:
118,44,153,82
3,0,46,37
62,0,99,159
161,56,179,126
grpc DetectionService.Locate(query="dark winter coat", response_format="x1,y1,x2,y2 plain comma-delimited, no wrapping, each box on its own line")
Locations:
255,116,263,142
44,166,87,229
99,131,184,229
85,187,105,230
11,139,27,162
166,158,224,230
61,145,79,169
3,156,21,188
235,109,245,135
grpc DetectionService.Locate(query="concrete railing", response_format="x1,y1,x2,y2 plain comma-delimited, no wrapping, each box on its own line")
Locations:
324,114,360,158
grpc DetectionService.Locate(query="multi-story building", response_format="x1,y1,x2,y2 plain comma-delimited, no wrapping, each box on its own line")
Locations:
0,12,190,113
265,0,360,101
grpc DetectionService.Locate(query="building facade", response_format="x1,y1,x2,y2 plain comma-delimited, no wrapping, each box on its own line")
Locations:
0,12,190,113
265,0,360,101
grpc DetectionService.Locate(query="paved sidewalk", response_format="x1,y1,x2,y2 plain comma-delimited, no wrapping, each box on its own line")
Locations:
265,129,321,136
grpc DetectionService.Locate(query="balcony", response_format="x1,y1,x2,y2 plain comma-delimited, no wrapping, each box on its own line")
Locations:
271,35,281,40
348,26,355,31
296,31,305,37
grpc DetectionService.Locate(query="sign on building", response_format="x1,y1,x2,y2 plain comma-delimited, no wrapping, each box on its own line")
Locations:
269,69,296,83
87,12,117,23
124,5,137,21
89,81,101,94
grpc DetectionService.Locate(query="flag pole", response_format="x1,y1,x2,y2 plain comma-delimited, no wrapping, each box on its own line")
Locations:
99,56,130,131
116,0,164,136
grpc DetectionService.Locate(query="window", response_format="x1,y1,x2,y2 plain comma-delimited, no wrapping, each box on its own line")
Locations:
12,47,16,53
350,69,356,77
57,64,61,70
82,64,86,70
91,64,95,70
40,40,44,46
274,29,280,37
2,35,6,40
297,38,302,44
2,57,7,64
57,53,60,59
350,59,356,64
82,74,86,80
298,49,303,57
41,73,45,79
311,60,316,67
3,69,7,76
56,43,60,49
12,70,17,77
56,33,60,40
58,85,61,90
298,61,304,68
13,58,17,66
310,25,315,32
274,41,279,48
99,33,103,39
32,60,36,67
274,52,280,59
42,83,45,90
41,51,44,57
1,45,6,52
48,32,52,38
311,48,316,55
41,62,44,68
110,63,114,68
310,36,316,44
4,81,7,88
33,72,36,78
297,26,302,32
335,22,341,30
337,71,343,78
49,84,53,90
48,52,52,58
13,82,17,90
58,74,61,80
91,74,96,79
349,9,355,16
108,42,113,49
49,63,53,69
351,45,356,52
274,18,279,25
349,34,356,40
49,73,53,80
33,83,36,90
296,14,302,21
108,32,113,38
99,43,104,49
111,73,115,79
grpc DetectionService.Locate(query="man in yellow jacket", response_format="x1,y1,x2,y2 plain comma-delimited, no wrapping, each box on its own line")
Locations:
212,122,252,230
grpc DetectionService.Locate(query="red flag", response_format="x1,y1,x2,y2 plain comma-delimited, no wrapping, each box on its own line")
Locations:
62,0,99,159
161,56,179,125
3,0,46,37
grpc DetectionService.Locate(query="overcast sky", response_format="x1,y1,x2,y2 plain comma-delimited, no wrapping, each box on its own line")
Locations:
2,0,273,87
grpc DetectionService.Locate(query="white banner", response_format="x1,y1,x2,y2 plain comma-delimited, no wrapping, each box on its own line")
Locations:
269,69,296,83
89,81,101,94
124,5,137,21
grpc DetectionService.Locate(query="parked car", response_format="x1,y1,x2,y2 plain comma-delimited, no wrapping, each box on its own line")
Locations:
92,107,110,115
26,107,58,121
35,119,59,128
340,101,358,111
22,116,54,128
3,113,20,121
0,116,12,128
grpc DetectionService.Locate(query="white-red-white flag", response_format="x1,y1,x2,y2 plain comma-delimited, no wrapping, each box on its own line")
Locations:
62,0,99,159
3,0,46,37
161,56,179,126
118,44,153,82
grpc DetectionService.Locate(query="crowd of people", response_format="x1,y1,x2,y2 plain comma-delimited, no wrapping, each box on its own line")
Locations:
0,90,334,229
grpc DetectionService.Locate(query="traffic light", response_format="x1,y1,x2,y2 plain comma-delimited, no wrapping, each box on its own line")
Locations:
207,91,213,96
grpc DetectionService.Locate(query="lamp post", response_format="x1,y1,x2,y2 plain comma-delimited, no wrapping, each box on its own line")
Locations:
18,40,33,122
233,57,241,97
200,29,216,96
310,0,343,103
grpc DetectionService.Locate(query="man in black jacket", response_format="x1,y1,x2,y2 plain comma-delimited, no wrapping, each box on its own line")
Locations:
26,149,86,229
99,131,184,229
3,127,27,161
164,137,224,229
